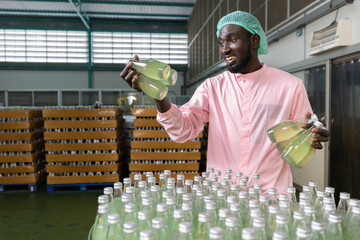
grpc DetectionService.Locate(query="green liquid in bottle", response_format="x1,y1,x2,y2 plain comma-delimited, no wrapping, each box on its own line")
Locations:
137,74,168,100
131,60,170,80
157,68,178,85
281,129,315,168
267,121,305,143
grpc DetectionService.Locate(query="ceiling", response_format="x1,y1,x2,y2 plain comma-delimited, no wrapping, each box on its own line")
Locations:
0,0,197,22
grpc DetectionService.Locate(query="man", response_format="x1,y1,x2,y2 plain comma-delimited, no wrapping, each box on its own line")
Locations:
121,11,330,194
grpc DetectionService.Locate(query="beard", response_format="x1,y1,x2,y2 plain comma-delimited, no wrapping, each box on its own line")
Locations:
226,44,252,73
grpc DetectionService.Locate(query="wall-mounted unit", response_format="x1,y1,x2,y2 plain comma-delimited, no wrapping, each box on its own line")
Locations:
307,18,351,55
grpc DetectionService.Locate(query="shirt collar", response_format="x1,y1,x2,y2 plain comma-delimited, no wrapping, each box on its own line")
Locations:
232,63,267,81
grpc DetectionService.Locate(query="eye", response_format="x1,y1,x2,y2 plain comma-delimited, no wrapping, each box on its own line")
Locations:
230,37,237,43
218,41,224,47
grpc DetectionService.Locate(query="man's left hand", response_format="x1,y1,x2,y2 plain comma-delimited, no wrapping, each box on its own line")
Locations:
303,112,330,149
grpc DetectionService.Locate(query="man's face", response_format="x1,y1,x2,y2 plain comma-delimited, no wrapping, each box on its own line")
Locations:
218,24,253,73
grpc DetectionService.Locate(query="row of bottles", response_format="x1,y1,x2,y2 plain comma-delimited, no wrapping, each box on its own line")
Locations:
90,169,360,239
267,114,326,168
126,59,178,100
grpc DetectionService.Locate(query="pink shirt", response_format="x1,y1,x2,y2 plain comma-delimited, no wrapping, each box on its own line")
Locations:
157,64,312,194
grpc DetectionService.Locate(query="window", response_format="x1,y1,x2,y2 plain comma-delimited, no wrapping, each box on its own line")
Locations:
92,32,188,65
0,29,88,63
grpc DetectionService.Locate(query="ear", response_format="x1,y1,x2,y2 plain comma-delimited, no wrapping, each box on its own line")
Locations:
250,34,260,51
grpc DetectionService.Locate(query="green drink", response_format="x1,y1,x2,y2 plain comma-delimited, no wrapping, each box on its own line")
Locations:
130,59,170,80
158,68,178,85
267,121,305,143
137,74,168,100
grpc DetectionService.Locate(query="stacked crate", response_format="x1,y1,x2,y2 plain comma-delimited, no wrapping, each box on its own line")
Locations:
129,106,202,181
43,107,125,187
0,108,45,191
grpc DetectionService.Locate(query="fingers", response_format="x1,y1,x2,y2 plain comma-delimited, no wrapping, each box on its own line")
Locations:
311,141,323,149
312,127,331,138
120,61,134,80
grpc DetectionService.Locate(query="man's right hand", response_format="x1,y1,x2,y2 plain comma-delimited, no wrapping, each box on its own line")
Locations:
120,55,142,92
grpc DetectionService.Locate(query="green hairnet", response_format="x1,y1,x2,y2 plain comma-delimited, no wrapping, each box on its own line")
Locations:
216,11,268,55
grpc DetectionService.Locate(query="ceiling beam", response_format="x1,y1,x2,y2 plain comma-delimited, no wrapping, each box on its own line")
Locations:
11,0,195,7
68,0,90,29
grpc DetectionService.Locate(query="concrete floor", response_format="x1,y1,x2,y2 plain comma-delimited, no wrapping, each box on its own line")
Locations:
0,188,99,240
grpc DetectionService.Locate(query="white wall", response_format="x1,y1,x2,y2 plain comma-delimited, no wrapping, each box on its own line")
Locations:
0,70,88,89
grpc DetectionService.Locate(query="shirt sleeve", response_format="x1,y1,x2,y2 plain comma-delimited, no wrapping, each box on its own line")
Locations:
156,81,210,143
289,79,313,122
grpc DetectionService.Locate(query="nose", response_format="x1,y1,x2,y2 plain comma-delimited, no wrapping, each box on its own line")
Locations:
220,41,230,56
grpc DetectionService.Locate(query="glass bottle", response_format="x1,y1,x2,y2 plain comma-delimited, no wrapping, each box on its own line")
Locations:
224,216,241,239
226,195,237,209
279,200,292,227
136,74,168,100
224,174,232,185
98,195,109,213
308,181,318,205
249,188,259,202
194,189,205,219
345,206,360,239
104,187,114,203
229,202,243,228
242,228,256,240
268,188,279,206
252,173,261,186
123,221,137,240
205,201,218,227
129,59,171,81
106,213,122,240
252,217,265,239
169,209,185,239
123,178,131,193
216,189,227,211
343,198,360,235
267,120,305,143
159,173,167,198
304,205,316,228
311,220,326,240
235,171,242,185
176,187,186,208
137,210,152,236
325,187,335,204
295,226,312,240
113,182,123,214
230,184,240,200
274,214,290,238
120,194,132,222
141,197,153,216
195,212,211,240
248,208,262,229
217,208,230,229
185,179,193,194
209,227,223,240
214,170,221,181
211,184,220,199
124,203,137,223
147,177,156,189
139,229,154,240
178,222,193,240
182,201,194,225
220,180,230,196
166,196,177,221
314,190,325,219
203,180,212,196
290,211,306,240
207,167,214,178
281,121,324,167
287,187,299,214
177,174,185,188
336,192,350,218
194,175,202,187
150,185,161,218
125,186,136,203
91,204,110,240
152,217,167,239
238,191,249,224
321,203,336,224
202,172,210,182
239,179,248,192
246,200,260,227
325,213,344,240
272,231,288,240
134,174,142,195
156,203,169,229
